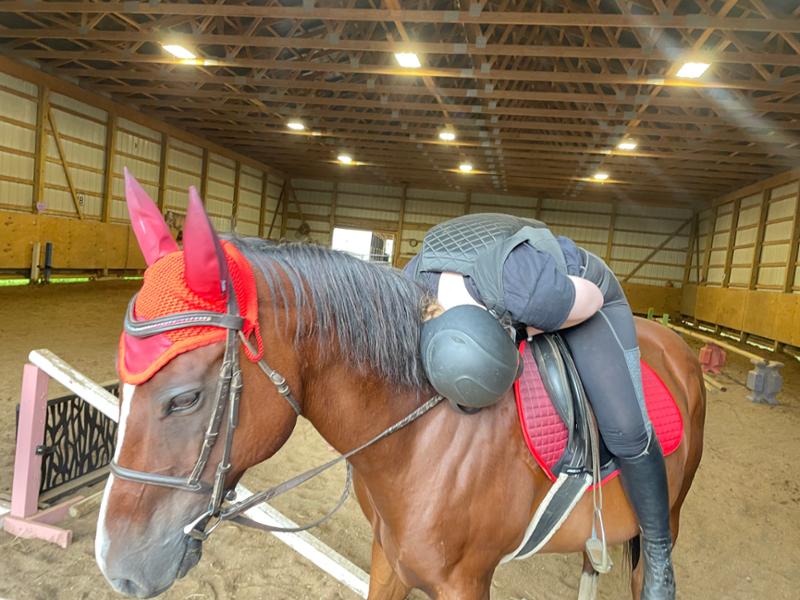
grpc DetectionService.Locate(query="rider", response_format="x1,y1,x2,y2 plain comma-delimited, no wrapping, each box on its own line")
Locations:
403,213,674,600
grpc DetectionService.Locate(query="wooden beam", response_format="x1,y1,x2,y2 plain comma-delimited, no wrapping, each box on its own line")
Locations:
280,182,289,239
748,188,771,289
47,108,83,219
12,29,800,65
156,133,168,212
32,84,48,212
721,197,742,287
622,217,693,283
605,202,617,263
6,4,799,33
266,179,286,240
199,148,209,204
701,205,720,283
101,112,116,223
782,184,800,293
329,181,338,244
230,161,241,231
257,172,268,238
682,212,699,286
463,190,472,215
393,184,408,268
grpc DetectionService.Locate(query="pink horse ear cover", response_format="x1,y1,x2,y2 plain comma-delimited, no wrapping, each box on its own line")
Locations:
124,168,178,265
118,170,264,385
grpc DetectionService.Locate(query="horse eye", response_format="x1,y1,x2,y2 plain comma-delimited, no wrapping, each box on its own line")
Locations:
168,391,201,415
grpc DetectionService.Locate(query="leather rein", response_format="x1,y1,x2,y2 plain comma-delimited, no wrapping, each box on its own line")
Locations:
110,280,443,542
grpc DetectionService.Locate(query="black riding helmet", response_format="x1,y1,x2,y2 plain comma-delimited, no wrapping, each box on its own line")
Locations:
420,304,522,413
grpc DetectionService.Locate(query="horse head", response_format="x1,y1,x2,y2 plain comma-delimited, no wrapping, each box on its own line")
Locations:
95,170,300,598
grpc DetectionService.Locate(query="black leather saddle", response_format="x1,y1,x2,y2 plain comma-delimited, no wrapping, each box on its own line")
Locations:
528,333,617,480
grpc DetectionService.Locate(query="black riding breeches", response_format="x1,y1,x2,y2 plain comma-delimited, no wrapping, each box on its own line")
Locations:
561,250,651,459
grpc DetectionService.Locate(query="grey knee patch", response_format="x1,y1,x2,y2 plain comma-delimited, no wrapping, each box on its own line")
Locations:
624,347,653,437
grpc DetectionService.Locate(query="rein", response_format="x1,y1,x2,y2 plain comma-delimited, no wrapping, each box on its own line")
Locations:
111,282,443,542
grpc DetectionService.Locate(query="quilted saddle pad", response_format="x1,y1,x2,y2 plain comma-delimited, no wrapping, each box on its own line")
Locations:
513,339,684,484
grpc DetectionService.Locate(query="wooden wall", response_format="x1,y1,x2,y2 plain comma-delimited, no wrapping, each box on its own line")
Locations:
683,168,800,346
0,58,285,275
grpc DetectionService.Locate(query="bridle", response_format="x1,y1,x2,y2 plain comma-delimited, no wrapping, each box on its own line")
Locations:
110,276,443,541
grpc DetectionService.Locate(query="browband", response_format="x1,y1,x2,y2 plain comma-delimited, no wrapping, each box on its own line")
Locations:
124,294,244,337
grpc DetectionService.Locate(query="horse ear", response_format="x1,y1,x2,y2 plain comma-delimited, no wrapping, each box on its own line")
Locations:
183,186,228,300
124,168,178,265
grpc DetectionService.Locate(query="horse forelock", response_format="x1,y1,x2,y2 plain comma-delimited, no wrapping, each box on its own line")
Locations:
228,237,430,390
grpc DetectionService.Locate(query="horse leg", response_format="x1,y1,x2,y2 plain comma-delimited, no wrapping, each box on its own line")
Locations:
629,536,644,600
578,552,600,600
432,579,492,600
367,538,410,600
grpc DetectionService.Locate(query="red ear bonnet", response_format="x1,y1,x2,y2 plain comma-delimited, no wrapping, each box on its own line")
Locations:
118,172,263,384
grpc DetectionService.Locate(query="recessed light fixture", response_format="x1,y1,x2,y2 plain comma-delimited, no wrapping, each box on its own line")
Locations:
459,163,473,173
338,154,353,165
617,140,637,151
676,62,710,79
395,52,422,69
439,130,457,142
593,172,609,181
162,44,196,60
287,120,305,131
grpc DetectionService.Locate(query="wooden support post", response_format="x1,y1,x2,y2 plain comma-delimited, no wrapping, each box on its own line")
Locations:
605,201,617,263
257,172,268,238
47,108,83,219
783,184,800,293
682,211,699,286
749,188,771,289
534,196,542,220
463,189,472,215
101,112,117,223
280,180,289,238
722,197,741,287
393,184,408,267
156,133,169,212
622,217,693,283
32,84,48,212
701,204,720,283
329,181,338,245
200,148,209,203
266,179,286,240
230,161,241,231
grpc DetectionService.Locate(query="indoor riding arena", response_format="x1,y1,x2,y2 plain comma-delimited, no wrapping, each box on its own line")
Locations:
0,3,798,600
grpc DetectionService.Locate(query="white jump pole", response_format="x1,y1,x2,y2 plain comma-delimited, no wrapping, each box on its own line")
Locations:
5,349,369,597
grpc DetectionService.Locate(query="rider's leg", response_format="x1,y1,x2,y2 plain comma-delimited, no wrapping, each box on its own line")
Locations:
561,252,675,600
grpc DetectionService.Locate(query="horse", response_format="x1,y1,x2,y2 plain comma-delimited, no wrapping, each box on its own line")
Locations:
96,176,705,599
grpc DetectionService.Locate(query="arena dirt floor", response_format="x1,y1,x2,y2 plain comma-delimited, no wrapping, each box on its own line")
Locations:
1,280,799,599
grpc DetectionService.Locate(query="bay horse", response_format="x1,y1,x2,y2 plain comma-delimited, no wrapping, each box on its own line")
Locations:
96,177,705,599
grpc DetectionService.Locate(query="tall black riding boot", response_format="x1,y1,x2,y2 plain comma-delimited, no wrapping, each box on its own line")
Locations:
618,435,675,600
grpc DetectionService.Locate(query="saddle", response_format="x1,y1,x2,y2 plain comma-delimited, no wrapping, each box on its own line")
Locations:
504,333,684,564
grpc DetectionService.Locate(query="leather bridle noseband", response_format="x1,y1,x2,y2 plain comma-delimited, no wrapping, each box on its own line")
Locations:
111,278,443,541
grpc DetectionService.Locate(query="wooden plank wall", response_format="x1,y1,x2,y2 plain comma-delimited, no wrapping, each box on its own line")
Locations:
682,168,800,347
0,65,284,274
290,177,691,314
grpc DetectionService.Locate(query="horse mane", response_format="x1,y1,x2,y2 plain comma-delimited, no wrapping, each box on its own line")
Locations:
228,237,430,390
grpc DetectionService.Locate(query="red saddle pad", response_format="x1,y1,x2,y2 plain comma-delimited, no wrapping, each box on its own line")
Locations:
513,340,683,484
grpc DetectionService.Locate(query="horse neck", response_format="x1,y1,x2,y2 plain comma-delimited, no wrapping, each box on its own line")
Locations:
300,355,425,472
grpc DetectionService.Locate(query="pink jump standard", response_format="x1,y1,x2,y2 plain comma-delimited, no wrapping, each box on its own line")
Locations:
2,362,85,548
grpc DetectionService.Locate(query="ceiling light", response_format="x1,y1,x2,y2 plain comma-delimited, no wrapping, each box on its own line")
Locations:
287,121,305,131
338,154,353,165
617,140,637,151
593,172,609,181
459,163,473,173
439,130,457,142
395,52,422,69
162,44,196,60
676,62,710,79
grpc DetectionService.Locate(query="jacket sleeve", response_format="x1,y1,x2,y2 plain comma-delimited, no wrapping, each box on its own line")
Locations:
502,242,576,331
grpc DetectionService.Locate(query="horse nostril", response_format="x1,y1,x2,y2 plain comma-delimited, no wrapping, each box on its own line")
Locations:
110,577,152,599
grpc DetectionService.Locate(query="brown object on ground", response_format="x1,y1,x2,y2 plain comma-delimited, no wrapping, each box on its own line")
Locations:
1,281,799,599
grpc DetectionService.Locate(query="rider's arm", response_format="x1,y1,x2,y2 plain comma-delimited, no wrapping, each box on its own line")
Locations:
525,276,603,337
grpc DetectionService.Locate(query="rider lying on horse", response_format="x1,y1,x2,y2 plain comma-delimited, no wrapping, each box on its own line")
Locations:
404,213,675,600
